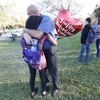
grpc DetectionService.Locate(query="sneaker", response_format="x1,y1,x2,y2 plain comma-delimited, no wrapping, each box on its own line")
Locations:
30,87,38,98
51,88,59,97
42,91,48,96
93,54,97,58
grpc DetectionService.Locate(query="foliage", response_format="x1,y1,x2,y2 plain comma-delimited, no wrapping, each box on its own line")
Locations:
37,0,82,17
0,0,83,30
94,5,100,18
0,3,24,30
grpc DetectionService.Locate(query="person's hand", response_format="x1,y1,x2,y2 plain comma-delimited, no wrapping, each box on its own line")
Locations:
23,33,33,45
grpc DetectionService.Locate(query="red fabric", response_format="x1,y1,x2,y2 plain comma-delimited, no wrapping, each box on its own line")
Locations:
32,52,47,70
38,52,47,70
55,9,83,37
32,34,47,70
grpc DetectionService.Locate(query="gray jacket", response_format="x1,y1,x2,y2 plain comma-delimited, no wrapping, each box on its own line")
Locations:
94,25,100,39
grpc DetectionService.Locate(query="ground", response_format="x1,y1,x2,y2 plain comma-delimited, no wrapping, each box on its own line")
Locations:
0,33,100,100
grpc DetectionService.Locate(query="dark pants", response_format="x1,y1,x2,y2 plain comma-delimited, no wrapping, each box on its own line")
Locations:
28,64,47,92
96,39,100,56
43,47,60,89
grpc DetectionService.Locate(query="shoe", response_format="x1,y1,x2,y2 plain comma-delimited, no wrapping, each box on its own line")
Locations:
42,91,48,96
51,88,59,97
93,54,97,58
30,87,38,98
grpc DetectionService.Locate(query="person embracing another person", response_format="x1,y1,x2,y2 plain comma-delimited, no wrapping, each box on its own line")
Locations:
21,6,48,98
21,4,60,98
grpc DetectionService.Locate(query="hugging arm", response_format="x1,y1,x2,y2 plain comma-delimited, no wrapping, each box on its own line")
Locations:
23,28,57,46
47,34,57,46
23,28,43,39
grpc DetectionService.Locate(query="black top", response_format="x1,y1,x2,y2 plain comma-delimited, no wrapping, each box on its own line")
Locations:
81,24,95,44
25,15,42,29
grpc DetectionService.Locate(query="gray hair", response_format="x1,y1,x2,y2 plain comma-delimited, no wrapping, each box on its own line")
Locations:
27,4,40,16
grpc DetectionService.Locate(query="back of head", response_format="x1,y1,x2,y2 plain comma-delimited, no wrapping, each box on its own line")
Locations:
86,17,91,24
25,16,42,29
27,4,40,16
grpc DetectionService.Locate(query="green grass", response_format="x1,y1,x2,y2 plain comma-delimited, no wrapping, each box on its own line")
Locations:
0,34,100,100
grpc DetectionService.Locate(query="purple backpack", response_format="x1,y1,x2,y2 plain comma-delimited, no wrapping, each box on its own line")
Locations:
20,35,46,67
86,30,96,44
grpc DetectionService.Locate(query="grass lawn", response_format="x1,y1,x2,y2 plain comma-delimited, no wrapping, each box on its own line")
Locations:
0,34,100,100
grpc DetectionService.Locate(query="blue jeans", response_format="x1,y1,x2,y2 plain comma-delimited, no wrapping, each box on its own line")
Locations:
96,39,100,57
79,44,90,63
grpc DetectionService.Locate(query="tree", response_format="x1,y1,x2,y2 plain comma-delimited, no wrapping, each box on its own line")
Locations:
92,5,100,24
0,2,16,29
37,0,82,16
94,5,100,18
0,4,8,32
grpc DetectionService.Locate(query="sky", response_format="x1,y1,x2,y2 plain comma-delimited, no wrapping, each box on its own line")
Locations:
76,0,100,18
0,0,100,19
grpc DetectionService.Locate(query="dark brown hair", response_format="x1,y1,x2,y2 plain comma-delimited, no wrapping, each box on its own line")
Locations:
86,17,91,24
